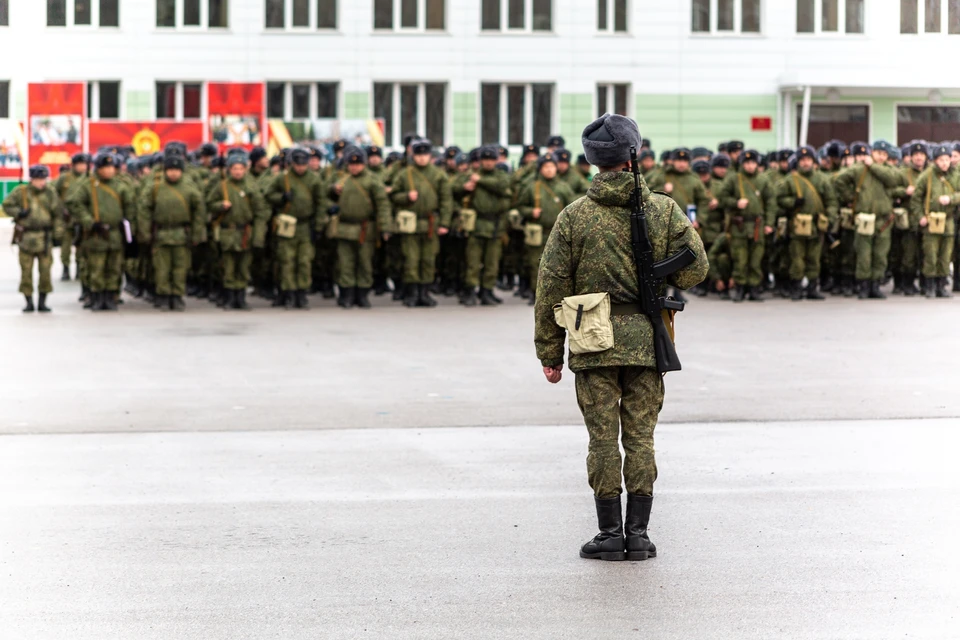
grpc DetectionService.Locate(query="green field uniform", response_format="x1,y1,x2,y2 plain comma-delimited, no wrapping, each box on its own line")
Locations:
700,176,726,247
558,167,590,197
66,175,136,297
313,165,344,296
138,175,206,299
534,171,707,498
834,162,900,287
516,176,575,295
661,167,710,219
909,166,960,284
776,169,838,287
328,169,392,291
53,170,84,275
717,168,777,290
264,169,326,295
438,167,467,294
205,174,269,294
899,165,925,288
3,184,64,299
463,167,511,293
390,162,454,289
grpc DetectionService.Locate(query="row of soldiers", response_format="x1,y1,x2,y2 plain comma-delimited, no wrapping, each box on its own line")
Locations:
640,138,960,301
4,134,593,312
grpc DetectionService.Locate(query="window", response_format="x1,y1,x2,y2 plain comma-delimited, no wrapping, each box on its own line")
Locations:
157,0,227,28
0,81,9,118
374,0,444,30
156,81,202,120
480,83,553,147
901,0,960,32
266,81,340,120
797,104,869,147
691,0,759,33
265,0,336,29
48,0,67,26
0,0,8,26
898,106,960,142
481,0,551,31
372,82,446,147
597,0,627,32
87,81,120,120
597,83,630,118
48,0,118,26
797,0,863,33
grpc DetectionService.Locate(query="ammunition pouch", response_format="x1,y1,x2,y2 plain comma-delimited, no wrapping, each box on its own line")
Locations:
792,213,814,238
817,213,830,233
928,211,947,235
855,213,876,237
523,223,543,247
274,214,297,239
396,210,418,234
553,292,614,355
893,207,910,231
839,207,855,230
459,208,477,233
507,208,523,231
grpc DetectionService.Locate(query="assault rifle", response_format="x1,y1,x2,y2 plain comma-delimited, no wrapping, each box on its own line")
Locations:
629,147,697,374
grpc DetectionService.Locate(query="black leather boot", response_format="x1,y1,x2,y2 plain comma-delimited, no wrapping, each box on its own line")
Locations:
892,273,902,295
234,289,250,310
61,265,70,281
373,275,389,296
102,292,118,311
321,279,335,299
337,287,355,309
821,274,834,293
22,295,35,313
903,278,917,297
355,288,372,309
170,296,186,312
843,276,857,298
953,275,960,293
123,277,139,296
272,291,286,308
806,281,825,300
460,288,478,307
79,285,90,302
625,494,657,561
732,285,745,303
857,280,870,299
221,289,235,309
937,277,952,298
790,280,803,301
869,280,886,299
579,496,626,561
283,290,295,309
402,283,419,308
296,290,310,309
37,293,51,312
746,286,764,302
82,290,96,309
479,288,499,306
154,294,169,310
417,284,438,308
392,279,405,302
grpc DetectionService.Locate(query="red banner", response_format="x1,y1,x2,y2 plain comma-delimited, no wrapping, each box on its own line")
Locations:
89,121,205,156
0,120,27,178
207,82,265,150
27,82,86,167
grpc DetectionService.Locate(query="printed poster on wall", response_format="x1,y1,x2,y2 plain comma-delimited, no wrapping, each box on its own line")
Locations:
266,119,386,157
207,83,265,150
89,121,205,156
0,120,27,178
27,82,86,167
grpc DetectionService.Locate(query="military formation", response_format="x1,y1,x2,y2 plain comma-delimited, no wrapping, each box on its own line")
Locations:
5,134,960,312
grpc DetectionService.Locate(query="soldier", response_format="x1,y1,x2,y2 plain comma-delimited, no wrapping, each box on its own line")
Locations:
249,146,269,181
909,144,960,298
834,141,901,300
263,147,326,309
459,145,511,307
692,147,712,163
3,166,64,312
775,146,838,301
638,149,657,183
389,139,454,308
717,149,777,302
205,150,269,310
53,152,89,281
66,153,136,311
898,142,928,296
954,142,960,293
516,153,575,306
661,148,711,220
575,154,592,181
138,154,206,311
327,146,392,309
556,149,590,197
501,143,540,296
314,140,349,298
727,140,745,169
545,135,565,154
534,114,707,562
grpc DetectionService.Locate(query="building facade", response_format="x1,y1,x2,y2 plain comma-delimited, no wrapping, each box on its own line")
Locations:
2,0,960,157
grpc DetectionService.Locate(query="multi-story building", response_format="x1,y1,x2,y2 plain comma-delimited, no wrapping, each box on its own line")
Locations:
2,0,960,156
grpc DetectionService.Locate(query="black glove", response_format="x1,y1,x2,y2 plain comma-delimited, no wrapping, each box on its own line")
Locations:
17,208,30,220
282,191,294,204
327,205,340,216
794,197,806,209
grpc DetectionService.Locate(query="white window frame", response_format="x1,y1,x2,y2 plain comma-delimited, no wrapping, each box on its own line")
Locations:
373,81,448,148
373,0,444,32
481,0,552,33
597,0,628,33
265,0,337,31
595,82,632,118
267,81,341,120
691,0,762,36
901,0,956,34
156,0,227,30
87,80,122,121
48,0,119,28
481,82,555,150
796,0,864,35
155,81,205,121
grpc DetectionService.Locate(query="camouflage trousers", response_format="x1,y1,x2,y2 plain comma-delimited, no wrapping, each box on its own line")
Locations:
730,236,765,287
153,245,191,296
19,249,54,295
277,233,315,291
86,249,124,293
788,236,822,281
921,227,955,278
854,226,891,281
901,230,920,277
464,235,502,290
575,366,664,499
401,232,439,285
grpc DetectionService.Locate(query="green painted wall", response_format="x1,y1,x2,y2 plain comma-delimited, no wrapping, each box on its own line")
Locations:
559,93,592,155
635,94,778,153
451,92,476,149
125,90,152,120
343,92,369,120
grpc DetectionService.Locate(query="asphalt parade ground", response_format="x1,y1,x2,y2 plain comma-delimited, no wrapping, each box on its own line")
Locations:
1,220,959,639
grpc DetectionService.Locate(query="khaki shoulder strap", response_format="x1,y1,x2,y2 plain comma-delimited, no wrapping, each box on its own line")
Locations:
283,171,291,214
21,185,28,211
924,171,933,216
91,179,101,222
793,172,824,212
534,182,541,210
851,166,869,211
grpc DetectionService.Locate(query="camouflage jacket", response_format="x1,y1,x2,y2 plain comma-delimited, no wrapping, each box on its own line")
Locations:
833,162,900,216
534,171,708,371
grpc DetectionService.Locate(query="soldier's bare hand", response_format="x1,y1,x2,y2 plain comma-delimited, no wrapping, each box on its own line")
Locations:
716,279,726,292
543,365,563,384
334,184,343,194
664,182,673,194
384,186,393,194
737,198,749,210
692,220,700,230
221,200,232,210
464,182,476,192
408,190,419,202
532,208,542,219
438,227,449,236
709,198,718,209
906,186,916,196
863,156,874,166
382,232,392,241
920,216,928,227
939,195,951,206
765,225,773,235
470,173,481,182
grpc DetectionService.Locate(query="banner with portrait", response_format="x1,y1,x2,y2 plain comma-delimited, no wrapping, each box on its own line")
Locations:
0,119,27,178
27,82,86,167
207,83,265,150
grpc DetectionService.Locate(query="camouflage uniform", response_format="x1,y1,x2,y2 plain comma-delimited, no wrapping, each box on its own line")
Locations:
775,167,838,296
910,163,960,295
2,183,64,304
